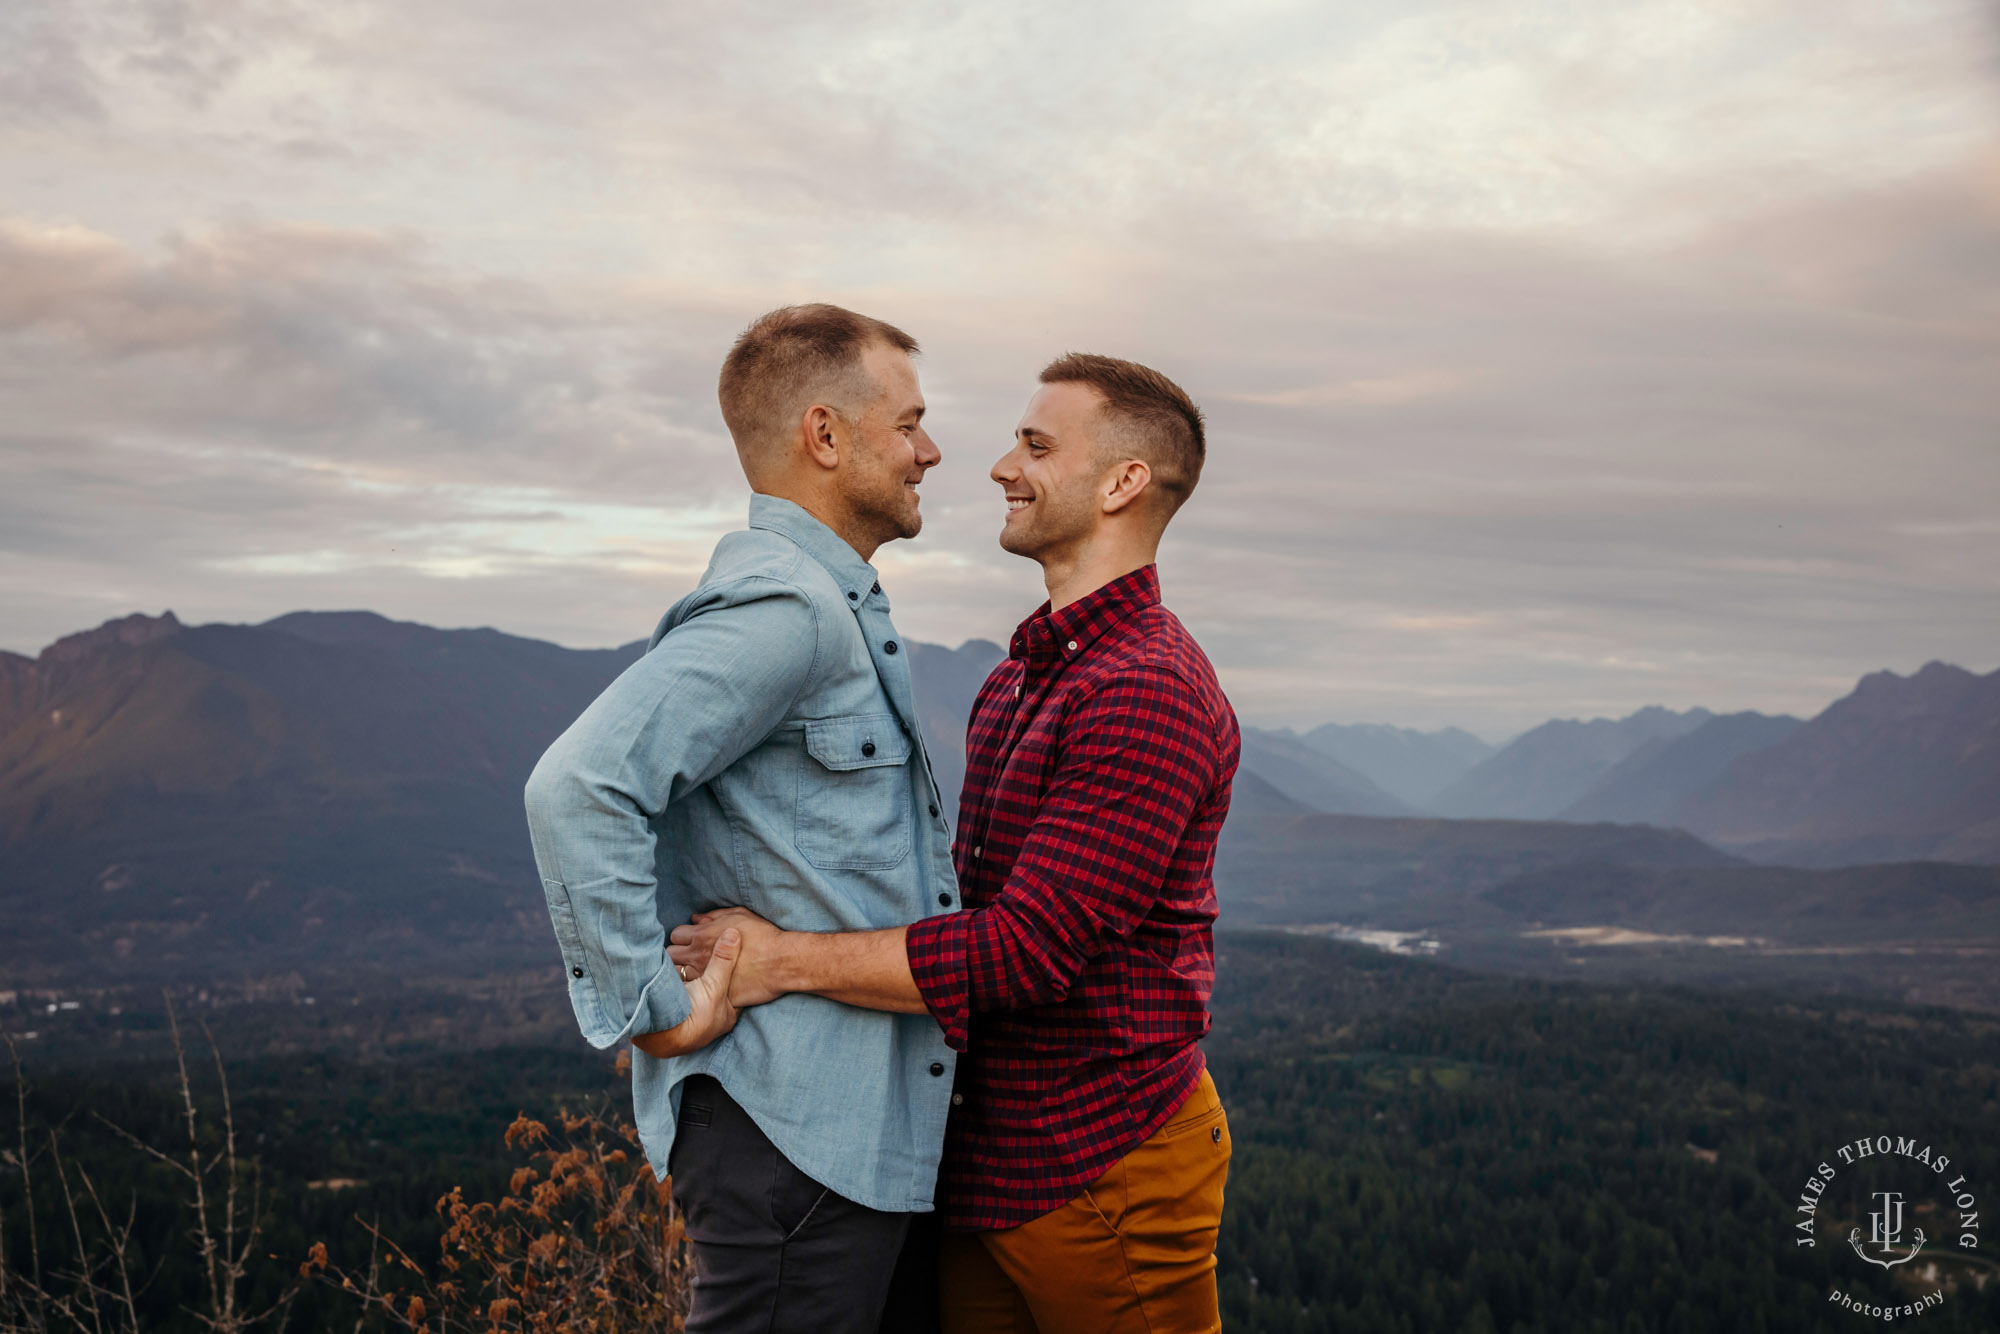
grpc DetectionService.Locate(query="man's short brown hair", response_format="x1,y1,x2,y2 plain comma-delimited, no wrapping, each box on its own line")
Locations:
1039,352,1206,509
718,304,919,464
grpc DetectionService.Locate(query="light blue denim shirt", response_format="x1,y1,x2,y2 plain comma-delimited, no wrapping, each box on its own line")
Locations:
523,495,960,1211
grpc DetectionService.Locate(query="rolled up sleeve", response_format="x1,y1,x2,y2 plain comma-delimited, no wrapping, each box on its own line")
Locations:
905,668,1216,1050
524,577,819,1049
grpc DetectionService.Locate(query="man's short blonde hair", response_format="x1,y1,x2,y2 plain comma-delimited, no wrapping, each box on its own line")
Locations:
718,304,919,465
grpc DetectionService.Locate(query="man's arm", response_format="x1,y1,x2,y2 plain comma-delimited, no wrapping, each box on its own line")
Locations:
670,668,1218,1044
524,577,819,1053
673,911,927,1013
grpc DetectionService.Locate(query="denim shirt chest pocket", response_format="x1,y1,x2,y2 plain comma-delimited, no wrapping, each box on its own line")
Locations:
796,712,913,869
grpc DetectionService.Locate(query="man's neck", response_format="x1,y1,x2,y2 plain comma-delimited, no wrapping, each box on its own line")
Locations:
757,485,879,563
1041,538,1158,613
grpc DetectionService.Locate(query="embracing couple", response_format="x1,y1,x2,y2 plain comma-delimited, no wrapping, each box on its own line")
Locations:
524,304,1241,1333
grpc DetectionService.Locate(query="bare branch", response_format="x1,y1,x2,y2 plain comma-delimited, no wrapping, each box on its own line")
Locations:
87,1113,198,1182
164,993,225,1328
0,1072,9,1314
5,1032,42,1299
77,1162,141,1334
47,1133,106,1334
200,1019,243,1331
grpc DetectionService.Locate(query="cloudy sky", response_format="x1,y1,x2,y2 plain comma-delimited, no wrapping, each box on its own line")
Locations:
4,0,1997,736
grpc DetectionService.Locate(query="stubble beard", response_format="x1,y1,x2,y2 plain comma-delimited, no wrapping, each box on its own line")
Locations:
888,494,922,541
998,514,1035,558
853,491,920,550
999,488,1090,566
848,447,923,546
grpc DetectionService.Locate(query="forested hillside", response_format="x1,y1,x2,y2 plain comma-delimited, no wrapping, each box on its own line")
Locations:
1210,935,2000,1331
6,935,1996,1332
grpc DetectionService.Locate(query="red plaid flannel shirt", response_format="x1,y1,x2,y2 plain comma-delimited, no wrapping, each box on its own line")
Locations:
903,565,1239,1229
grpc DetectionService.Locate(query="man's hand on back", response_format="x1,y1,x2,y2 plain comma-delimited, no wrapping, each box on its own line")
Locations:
674,908,929,1016
630,928,745,1060
670,908,786,1008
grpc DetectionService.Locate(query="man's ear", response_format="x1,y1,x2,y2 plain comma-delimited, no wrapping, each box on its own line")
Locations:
1100,458,1154,515
800,403,844,471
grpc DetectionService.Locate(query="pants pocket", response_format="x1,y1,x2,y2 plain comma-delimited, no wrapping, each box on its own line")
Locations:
1155,1069,1224,1139
679,1085,715,1129
771,1154,832,1241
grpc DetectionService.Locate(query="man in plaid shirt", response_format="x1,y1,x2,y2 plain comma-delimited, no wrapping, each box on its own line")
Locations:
674,353,1238,1333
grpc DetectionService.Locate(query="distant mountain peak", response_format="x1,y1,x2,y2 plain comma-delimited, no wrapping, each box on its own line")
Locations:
1298,721,1497,808
1559,710,1805,826
1834,660,1995,726
1675,661,2000,863
264,610,398,633
40,611,183,664
1630,704,1712,723
1429,705,1715,820
1537,704,1711,729
1238,726,1415,817
1854,660,1979,693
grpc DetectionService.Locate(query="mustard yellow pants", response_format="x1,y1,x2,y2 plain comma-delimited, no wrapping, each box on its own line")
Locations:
940,1070,1231,1334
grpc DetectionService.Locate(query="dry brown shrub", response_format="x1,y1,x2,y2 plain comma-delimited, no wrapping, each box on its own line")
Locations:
308,1052,692,1333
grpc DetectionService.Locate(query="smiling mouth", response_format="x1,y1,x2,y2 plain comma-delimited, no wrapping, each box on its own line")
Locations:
1006,498,1032,512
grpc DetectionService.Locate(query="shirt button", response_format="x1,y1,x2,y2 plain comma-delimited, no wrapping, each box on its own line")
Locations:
1013,684,1021,699
846,590,858,601
571,966,583,978
951,1093,964,1106
884,640,899,654
938,893,953,907
929,1062,945,1077
861,741,876,757
973,845,981,858
872,582,881,594
1066,640,1078,651
928,804,940,818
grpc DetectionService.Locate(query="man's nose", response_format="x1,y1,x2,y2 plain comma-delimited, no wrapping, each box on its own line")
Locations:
915,429,941,468
990,448,1018,485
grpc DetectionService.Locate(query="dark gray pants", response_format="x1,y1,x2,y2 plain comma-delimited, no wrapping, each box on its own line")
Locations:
668,1075,938,1334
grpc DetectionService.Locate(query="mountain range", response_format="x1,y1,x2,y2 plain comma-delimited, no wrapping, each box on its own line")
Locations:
1395,665,2000,865
1556,711,1803,825
1673,662,2000,865
1428,705,1717,818
1,610,1996,1003
0,611,651,985
1237,728,1414,817
0,610,639,839
1296,722,1496,807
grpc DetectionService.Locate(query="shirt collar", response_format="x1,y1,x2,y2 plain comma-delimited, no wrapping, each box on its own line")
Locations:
1009,564,1160,669
747,494,885,609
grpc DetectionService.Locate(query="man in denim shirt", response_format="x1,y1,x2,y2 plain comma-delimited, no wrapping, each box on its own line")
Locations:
523,304,960,1332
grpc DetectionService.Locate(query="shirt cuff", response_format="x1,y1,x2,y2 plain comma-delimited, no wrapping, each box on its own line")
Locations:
905,912,973,1052
573,955,693,1051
